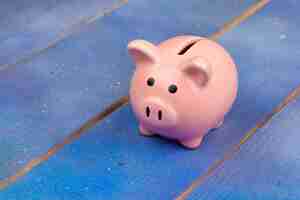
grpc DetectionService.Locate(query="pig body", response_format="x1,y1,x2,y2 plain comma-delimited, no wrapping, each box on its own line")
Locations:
128,36,238,149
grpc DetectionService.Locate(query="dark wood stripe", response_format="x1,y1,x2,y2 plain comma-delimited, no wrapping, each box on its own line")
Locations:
209,0,271,41
0,0,128,71
0,96,129,189
175,86,300,200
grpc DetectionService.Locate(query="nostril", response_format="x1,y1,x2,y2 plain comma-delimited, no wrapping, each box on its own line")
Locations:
158,110,162,120
146,106,150,117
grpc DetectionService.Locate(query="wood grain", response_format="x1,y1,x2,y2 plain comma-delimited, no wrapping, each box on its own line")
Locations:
0,0,128,71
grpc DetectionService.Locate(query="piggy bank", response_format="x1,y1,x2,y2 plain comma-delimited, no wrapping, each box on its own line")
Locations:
128,36,238,149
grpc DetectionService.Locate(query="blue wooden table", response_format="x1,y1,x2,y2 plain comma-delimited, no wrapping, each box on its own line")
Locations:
0,0,300,199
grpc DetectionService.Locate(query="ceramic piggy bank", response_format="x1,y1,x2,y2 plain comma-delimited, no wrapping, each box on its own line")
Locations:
128,36,238,149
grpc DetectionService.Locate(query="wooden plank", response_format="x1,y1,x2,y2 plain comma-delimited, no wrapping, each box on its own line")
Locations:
0,0,122,68
188,97,300,200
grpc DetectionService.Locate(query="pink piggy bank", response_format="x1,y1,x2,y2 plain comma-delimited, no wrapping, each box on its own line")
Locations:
128,36,238,149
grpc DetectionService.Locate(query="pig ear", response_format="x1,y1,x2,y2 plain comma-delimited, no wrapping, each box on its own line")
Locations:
127,40,158,67
180,57,212,87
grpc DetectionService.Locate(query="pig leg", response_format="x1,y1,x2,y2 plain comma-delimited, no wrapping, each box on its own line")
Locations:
180,137,203,149
139,124,155,136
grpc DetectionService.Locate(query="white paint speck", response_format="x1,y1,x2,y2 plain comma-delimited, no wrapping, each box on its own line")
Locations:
84,187,89,191
280,34,287,40
110,81,121,89
65,186,71,190
36,177,42,183
15,122,21,127
17,160,25,164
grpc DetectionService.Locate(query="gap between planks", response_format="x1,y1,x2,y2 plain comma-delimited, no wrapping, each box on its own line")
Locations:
0,96,129,189
0,0,128,71
0,0,273,196
175,86,300,200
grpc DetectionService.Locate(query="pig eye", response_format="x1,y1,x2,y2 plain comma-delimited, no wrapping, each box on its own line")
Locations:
168,84,178,94
147,77,155,86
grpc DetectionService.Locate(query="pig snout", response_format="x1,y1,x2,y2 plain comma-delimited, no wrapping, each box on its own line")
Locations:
142,97,177,128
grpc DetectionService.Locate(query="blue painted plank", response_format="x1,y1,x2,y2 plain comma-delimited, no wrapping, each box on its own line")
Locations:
0,0,120,67
188,97,300,200
0,0,254,183
1,0,300,199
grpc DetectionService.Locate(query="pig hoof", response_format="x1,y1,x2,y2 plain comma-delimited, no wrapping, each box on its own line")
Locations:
180,137,203,149
139,125,154,136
